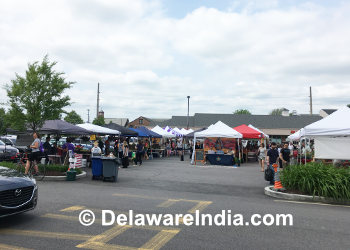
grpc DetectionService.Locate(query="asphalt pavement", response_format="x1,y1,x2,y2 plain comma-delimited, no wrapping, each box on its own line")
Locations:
0,156,349,250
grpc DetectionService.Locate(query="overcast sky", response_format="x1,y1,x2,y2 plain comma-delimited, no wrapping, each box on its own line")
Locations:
1,0,349,122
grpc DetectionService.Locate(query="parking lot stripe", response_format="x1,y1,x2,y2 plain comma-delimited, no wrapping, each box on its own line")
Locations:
157,199,180,208
188,201,212,213
76,225,131,249
0,243,33,250
140,230,180,250
0,229,91,240
61,205,86,212
42,213,180,231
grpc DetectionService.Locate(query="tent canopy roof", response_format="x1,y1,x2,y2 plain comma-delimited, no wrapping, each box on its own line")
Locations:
233,124,264,139
151,125,176,137
194,121,242,138
304,106,350,137
130,126,162,138
39,120,91,135
77,123,120,135
103,123,137,136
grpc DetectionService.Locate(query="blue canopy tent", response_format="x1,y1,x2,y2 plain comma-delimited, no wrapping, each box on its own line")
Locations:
130,127,162,159
130,127,162,138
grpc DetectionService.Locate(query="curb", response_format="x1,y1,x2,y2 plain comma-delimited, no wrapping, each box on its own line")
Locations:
264,186,350,205
35,171,87,181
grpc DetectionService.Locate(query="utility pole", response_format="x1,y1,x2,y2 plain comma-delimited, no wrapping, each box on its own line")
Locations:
87,109,90,123
97,83,100,117
309,86,313,115
187,96,190,129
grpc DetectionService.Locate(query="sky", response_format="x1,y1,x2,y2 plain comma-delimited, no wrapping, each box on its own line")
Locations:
0,0,349,122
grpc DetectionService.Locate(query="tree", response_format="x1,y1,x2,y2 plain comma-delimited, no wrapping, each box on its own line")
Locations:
269,108,284,115
5,55,73,131
92,116,105,126
347,104,350,108
233,109,251,115
64,110,83,125
0,108,10,134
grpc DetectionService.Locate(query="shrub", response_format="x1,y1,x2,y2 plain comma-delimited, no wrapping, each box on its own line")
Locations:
0,161,82,175
281,162,350,200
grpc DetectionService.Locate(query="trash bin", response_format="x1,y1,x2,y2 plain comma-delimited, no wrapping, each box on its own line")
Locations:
102,157,119,182
91,156,103,180
66,169,77,181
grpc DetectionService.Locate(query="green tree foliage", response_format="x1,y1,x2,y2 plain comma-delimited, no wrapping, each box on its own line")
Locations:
233,109,251,115
92,116,105,126
64,110,83,125
0,108,10,134
347,104,350,108
269,108,284,115
5,55,73,131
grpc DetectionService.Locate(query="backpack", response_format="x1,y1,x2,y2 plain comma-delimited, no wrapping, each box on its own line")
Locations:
39,142,44,153
264,168,274,181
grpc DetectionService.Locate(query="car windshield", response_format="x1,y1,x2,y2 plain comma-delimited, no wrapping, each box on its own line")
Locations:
0,140,5,146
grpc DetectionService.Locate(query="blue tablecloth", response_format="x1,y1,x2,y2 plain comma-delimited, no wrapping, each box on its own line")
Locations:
206,154,234,166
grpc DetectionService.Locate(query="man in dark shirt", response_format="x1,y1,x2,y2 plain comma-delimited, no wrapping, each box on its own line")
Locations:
279,142,291,168
43,136,51,164
266,142,279,185
134,141,144,166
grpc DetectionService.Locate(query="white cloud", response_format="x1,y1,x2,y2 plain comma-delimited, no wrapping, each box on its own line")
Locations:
0,0,349,122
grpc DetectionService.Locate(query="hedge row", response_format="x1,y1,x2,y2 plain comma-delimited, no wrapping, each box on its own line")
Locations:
0,161,82,175
281,162,350,200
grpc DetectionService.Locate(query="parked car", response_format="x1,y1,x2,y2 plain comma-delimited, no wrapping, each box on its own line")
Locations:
0,137,16,147
0,166,38,218
0,140,19,161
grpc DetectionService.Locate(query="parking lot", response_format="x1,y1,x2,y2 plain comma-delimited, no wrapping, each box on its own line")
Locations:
0,157,349,249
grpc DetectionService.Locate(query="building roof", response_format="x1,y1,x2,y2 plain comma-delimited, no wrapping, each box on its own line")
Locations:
155,113,322,130
321,109,337,115
104,118,129,126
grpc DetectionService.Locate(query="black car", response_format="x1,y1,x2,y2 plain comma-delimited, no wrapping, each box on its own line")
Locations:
0,166,38,218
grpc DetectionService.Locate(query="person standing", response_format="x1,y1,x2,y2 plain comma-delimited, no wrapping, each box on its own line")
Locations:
43,136,52,164
25,132,40,175
91,141,102,156
122,141,129,168
279,142,291,168
118,140,124,159
105,137,110,155
98,139,104,153
266,142,279,185
166,142,171,157
134,141,144,166
257,143,266,172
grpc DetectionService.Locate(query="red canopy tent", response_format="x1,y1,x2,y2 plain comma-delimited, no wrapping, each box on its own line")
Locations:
233,124,264,139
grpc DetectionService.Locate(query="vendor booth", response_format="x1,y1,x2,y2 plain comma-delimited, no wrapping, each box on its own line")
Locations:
130,126,162,158
191,121,242,166
234,124,266,162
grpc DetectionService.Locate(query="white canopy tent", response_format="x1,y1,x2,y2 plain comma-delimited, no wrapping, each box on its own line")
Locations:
290,107,350,160
303,107,350,137
191,121,243,164
151,125,176,138
248,124,269,138
180,128,194,135
287,128,305,141
77,123,120,135
194,121,243,138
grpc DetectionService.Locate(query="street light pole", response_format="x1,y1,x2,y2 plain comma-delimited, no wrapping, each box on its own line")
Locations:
187,96,190,129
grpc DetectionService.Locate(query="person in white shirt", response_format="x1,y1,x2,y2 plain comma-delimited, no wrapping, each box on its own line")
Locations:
91,141,102,156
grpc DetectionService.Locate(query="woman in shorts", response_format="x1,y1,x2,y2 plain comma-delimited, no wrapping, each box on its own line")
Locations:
257,143,266,172
25,132,41,175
